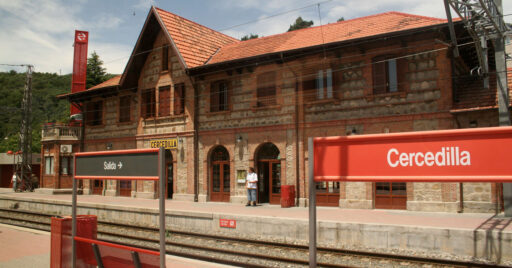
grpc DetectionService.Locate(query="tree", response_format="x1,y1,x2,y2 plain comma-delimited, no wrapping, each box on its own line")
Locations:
287,16,314,32
241,34,259,41
337,17,345,22
0,71,71,152
86,51,108,89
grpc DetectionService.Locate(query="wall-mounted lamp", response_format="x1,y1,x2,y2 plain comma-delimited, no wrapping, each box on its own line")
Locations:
236,135,242,143
178,137,183,144
106,143,113,150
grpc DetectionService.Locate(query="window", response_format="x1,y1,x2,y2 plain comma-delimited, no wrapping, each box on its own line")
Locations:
158,86,170,117
372,56,406,94
141,88,155,118
257,71,276,107
119,95,131,122
85,101,103,126
60,156,73,175
303,69,335,101
45,156,54,175
210,80,229,112
162,45,169,71
174,83,185,115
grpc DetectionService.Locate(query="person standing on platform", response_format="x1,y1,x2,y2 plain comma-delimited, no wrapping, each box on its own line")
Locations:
246,167,258,206
11,173,19,192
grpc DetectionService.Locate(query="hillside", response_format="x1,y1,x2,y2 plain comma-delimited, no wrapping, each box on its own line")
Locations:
0,71,71,152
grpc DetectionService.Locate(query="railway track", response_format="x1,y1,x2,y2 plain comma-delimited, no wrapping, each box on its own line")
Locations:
0,208,508,268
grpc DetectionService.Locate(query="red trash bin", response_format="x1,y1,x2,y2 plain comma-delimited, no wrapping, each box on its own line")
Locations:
281,185,295,208
51,215,97,268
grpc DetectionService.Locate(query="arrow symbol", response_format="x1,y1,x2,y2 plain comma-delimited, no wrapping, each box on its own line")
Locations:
118,162,123,169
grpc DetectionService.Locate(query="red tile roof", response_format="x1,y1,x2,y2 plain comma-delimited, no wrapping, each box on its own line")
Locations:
207,12,448,65
88,75,121,90
154,7,239,68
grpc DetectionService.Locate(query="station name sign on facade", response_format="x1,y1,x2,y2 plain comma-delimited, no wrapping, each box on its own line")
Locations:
75,149,159,180
313,126,512,182
150,138,177,150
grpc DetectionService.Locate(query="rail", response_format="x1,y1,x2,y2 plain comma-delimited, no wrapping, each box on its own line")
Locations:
0,208,508,268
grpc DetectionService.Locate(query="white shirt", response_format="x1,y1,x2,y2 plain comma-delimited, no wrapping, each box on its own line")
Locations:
11,174,18,182
246,172,258,189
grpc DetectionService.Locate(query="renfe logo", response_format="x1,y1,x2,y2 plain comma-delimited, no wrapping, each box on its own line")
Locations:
387,147,471,167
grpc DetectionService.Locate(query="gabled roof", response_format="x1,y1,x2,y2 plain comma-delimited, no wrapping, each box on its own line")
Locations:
154,7,239,68
206,12,448,66
58,75,121,100
88,75,121,90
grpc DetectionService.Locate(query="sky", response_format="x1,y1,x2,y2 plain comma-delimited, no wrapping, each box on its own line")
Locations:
0,0,511,75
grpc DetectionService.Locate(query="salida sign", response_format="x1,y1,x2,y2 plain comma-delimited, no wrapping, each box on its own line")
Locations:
75,149,159,180
313,126,512,182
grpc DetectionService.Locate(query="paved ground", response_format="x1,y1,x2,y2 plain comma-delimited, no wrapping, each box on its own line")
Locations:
0,223,233,268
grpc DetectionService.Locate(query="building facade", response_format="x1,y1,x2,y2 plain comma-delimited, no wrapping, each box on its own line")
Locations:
55,7,512,212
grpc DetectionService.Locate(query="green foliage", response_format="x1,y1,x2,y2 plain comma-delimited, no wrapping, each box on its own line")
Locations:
337,17,345,22
0,52,114,153
86,51,108,89
287,16,314,32
0,70,71,153
241,34,259,41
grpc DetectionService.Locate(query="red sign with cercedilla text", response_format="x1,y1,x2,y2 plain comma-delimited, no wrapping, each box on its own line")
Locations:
219,219,236,228
313,126,512,182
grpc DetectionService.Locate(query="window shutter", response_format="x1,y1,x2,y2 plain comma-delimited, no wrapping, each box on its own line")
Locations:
210,82,220,112
396,57,408,92
174,83,185,115
257,72,276,107
373,58,387,94
158,86,170,117
302,75,316,102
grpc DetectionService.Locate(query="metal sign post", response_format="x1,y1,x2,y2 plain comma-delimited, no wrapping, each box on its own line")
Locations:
159,147,166,267
308,137,317,267
72,148,165,267
72,157,77,268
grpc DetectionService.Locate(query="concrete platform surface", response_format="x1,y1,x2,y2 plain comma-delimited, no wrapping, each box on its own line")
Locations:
1,188,510,231
0,224,233,268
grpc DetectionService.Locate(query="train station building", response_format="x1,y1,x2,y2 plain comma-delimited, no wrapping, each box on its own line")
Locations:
46,6,512,212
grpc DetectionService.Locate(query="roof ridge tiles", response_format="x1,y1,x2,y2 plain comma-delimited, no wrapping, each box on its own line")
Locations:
154,6,239,43
235,11,446,46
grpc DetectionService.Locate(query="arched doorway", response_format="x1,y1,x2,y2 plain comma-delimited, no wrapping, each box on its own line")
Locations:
210,146,230,202
256,143,281,204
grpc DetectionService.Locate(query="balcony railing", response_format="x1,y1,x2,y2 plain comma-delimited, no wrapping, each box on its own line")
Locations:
41,124,82,141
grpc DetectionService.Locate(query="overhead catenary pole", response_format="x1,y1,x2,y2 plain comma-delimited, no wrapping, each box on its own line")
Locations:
493,0,512,217
20,65,33,186
445,0,511,216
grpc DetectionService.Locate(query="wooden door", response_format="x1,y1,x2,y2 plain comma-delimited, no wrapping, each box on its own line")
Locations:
92,180,103,195
375,182,407,209
257,160,281,204
119,180,131,197
316,181,340,207
210,161,230,202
